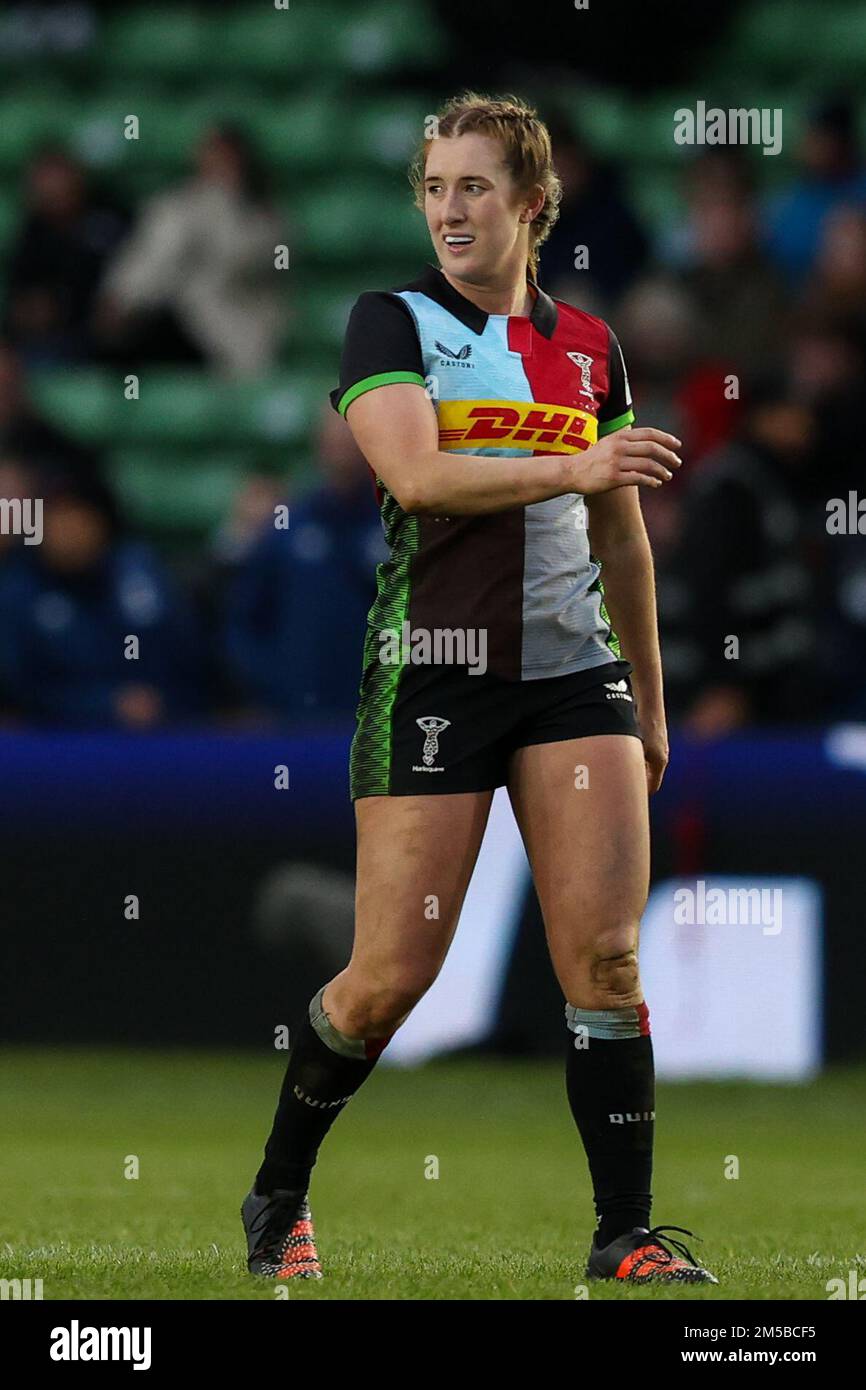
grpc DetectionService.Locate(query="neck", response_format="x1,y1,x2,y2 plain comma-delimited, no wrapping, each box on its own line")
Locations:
439,265,535,318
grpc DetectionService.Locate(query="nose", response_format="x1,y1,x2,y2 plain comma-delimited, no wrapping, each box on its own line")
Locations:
441,192,467,225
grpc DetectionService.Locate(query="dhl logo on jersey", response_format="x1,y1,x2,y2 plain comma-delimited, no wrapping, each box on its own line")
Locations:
437,400,598,453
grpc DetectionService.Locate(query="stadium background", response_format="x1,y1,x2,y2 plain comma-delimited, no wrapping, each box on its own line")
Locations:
1,0,865,1302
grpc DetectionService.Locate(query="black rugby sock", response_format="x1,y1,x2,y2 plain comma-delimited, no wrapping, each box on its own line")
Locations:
564,1001,655,1246
255,986,390,1196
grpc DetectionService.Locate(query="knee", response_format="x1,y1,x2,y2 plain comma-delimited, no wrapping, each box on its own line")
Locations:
568,924,642,1007
332,964,439,1036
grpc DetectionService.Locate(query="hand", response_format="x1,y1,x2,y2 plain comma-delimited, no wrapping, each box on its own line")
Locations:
640,712,669,794
567,428,682,495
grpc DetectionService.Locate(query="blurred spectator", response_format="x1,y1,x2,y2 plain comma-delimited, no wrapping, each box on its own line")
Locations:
0,342,101,482
821,529,866,722
1,147,128,366
210,474,285,574
222,409,388,720
788,313,866,716
0,475,205,727
193,473,286,714
614,277,697,560
659,378,820,735
617,275,700,443
788,312,864,497
615,275,747,562
672,151,789,376
94,123,285,377
539,117,649,310
800,205,866,327
764,97,866,283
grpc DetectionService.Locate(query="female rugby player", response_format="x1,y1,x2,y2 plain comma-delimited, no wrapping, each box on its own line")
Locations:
242,93,717,1286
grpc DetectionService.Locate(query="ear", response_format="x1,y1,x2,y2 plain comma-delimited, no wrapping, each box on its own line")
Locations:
521,184,546,224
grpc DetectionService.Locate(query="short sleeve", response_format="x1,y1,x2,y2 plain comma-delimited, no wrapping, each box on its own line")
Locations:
597,326,635,436
329,291,425,416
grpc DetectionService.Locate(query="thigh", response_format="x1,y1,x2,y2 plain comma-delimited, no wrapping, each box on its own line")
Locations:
506,735,650,990
350,790,495,985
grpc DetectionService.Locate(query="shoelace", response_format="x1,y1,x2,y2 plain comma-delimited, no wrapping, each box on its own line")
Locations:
631,1224,702,1274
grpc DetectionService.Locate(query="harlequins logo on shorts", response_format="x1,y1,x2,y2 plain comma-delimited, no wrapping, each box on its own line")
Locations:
413,716,450,772
604,679,633,701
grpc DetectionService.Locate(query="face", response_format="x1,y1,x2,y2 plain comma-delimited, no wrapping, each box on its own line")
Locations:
423,132,542,283
29,155,83,218
42,499,110,572
197,131,243,189
691,194,754,265
751,402,815,462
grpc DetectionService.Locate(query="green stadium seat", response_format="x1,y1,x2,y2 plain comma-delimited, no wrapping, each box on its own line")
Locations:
98,9,208,77
117,373,231,445
106,450,249,533
200,2,444,79
236,94,342,171
346,96,431,171
285,266,420,355
561,90,635,161
222,374,334,445
31,369,334,450
627,94,698,163
200,4,327,78
334,2,445,73
818,9,866,74
64,90,202,173
725,0,822,74
626,167,684,240
0,185,19,258
107,445,319,537
30,370,117,446
0,87,75,170
292,180,428,263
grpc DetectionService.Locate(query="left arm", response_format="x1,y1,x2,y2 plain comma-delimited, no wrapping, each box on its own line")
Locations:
586,461,669,793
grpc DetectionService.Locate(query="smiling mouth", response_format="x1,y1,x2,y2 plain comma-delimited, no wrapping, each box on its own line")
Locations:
443,235,475,246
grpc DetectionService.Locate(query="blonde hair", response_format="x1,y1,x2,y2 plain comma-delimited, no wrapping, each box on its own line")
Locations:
408,91,563,282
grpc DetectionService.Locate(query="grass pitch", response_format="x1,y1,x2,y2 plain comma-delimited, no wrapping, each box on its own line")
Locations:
2,1049,864,1300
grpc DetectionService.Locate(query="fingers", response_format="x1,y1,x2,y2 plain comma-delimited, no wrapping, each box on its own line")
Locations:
586,427,685,493
645,751,667,794
624,428,682,449
612,431,682,488
623,439,682,471
616,466,671,488
648,763,666,794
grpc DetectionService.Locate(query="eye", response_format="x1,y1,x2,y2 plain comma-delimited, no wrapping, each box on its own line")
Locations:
465,183,484,193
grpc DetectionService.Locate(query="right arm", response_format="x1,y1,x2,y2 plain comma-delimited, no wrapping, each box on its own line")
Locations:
345,382,681,515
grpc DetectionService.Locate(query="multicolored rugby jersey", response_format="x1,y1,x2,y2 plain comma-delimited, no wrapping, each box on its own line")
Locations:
329,263,635,683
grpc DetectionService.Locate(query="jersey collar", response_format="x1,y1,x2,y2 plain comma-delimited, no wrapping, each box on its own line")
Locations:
406,263,558,339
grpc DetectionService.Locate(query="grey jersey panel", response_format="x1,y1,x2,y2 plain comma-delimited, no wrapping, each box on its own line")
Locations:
522,494,615,678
